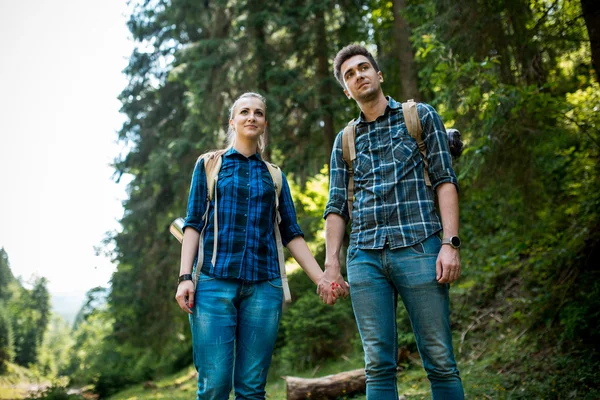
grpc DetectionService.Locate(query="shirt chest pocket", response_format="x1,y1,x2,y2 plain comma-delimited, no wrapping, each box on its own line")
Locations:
259,174,276,206
392,126,420,166
216,168,235,198
353,134,373,177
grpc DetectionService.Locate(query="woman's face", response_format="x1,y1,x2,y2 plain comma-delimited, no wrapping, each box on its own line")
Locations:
229,97,267,142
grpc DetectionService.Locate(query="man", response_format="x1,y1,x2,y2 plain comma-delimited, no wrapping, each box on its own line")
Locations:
320,44,464,399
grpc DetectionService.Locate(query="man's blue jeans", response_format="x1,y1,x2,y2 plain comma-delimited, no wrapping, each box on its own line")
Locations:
189,272,283,400
347,234,464,399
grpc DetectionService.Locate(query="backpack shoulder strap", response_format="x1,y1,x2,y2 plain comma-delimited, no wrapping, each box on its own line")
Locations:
402,99,423,142
341,119,356,217
190,149,224,289
199,149,227,200
402,100,431,187
264,161,283,198
342,119,356,166
263,160,291,303
197,149,227,272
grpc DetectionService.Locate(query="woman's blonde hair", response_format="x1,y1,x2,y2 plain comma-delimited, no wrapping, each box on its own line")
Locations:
226,92,267,153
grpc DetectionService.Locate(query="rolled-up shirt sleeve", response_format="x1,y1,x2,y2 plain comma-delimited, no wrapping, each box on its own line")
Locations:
278,172,304,246
420,103,459,191
183,158,207,233
323,131,350,221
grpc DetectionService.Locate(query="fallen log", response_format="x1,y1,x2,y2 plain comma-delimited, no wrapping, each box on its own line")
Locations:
283,368,366,400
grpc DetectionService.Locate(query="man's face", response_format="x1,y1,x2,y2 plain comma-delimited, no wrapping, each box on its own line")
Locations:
340,55,383,102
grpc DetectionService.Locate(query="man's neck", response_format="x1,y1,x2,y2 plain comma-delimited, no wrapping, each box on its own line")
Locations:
358,93,388,122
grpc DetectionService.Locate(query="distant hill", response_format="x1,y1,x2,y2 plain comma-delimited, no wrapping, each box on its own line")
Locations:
51,291,86,325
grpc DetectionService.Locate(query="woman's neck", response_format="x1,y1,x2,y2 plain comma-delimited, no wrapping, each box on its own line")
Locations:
233,139,259,157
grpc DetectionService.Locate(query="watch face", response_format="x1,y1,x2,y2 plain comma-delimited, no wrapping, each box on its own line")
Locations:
451,236,461,248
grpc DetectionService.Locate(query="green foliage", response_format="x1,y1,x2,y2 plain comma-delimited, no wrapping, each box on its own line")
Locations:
9,277,51,368
0,305,15,373
91,344,139,398
276,270,358,372
61,311,112,385
287,165,330,259
61,0,600,397
0,248,16,372
0,251,52,372
0,248,15,302
32,316,74,379
279,295,357,372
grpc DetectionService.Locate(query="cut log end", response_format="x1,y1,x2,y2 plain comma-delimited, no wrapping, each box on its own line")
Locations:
283,368,366,400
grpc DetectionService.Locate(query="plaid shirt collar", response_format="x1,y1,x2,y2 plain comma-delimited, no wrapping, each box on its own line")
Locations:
350,96,402,126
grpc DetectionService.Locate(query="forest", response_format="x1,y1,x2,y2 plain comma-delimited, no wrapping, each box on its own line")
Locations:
1,0,599,398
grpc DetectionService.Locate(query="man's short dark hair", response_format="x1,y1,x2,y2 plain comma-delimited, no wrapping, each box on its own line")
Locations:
333,44,380,88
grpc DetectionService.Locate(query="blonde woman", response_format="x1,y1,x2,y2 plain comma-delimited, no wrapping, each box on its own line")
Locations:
175,92,348,399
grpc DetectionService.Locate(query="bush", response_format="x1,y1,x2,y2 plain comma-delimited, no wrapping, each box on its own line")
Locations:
278,292,358,371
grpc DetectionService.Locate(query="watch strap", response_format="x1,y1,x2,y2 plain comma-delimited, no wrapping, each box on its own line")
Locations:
441,236,461,248
178,274,193,284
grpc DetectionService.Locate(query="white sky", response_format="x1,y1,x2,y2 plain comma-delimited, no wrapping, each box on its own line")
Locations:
0,1,135,296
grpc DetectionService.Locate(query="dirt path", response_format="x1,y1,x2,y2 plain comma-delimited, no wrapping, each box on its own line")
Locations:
0,382,97,400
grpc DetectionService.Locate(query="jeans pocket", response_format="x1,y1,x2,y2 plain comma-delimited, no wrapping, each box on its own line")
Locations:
410,241,426,254
196,271,216,283
346,245,359,266
408,235,441,256
266,277,283,289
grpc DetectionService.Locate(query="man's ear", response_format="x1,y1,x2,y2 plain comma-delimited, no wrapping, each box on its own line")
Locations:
378,71,384,82
343,89,352,100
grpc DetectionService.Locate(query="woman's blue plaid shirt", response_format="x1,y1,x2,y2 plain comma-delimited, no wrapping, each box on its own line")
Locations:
184,148,303,281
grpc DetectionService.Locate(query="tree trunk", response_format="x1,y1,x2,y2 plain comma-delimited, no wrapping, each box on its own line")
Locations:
581,0,600,81
392,0,421,101
507,3,547,85
315,5,335,169
283,368,366,400
249,1,271,160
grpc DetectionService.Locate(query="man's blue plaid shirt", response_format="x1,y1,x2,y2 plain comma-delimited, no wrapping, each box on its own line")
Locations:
324,97,458,249
184,147,303,281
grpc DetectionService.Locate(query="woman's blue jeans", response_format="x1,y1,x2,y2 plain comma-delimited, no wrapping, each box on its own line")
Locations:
189,272,283,400
347,234,464,399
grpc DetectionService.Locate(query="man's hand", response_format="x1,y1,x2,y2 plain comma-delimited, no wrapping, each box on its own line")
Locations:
175,280,195,314
436,246,461,284
317,275,337,305
317,267,350,305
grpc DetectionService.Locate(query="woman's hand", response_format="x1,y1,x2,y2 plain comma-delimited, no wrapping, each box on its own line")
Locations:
175,281,195,314
317,270,350,305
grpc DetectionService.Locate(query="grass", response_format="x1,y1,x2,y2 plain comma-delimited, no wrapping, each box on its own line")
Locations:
104,352,448,400
9,334,592,400
106,355,368,400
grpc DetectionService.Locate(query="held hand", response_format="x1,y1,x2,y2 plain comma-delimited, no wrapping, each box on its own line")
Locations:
317,276,338,305
317,268,350,305
323,259,350,299
436,245,461,284
175,280,195,314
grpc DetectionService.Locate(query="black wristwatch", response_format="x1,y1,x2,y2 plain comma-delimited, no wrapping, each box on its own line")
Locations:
178,274,193,284
441,236,461,249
